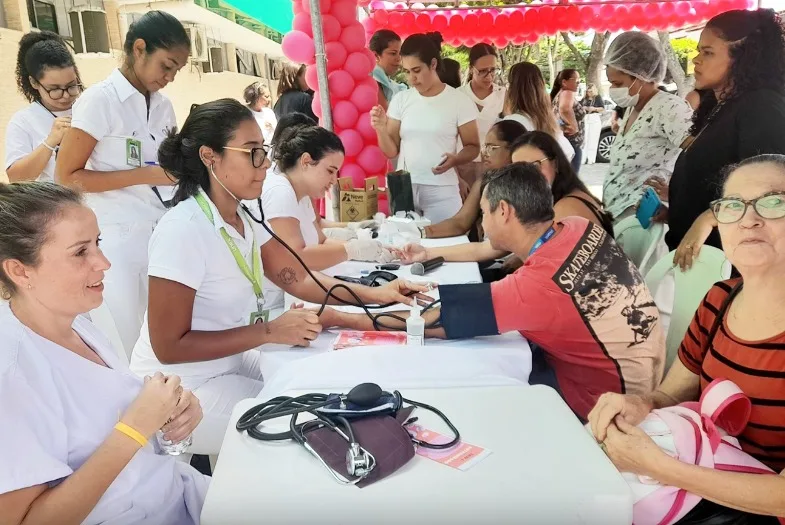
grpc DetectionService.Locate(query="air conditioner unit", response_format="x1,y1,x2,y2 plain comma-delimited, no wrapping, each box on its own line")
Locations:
185,25,208,62
209,46,224,73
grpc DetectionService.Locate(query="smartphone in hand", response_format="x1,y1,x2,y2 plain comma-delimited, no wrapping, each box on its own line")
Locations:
637,187,662,229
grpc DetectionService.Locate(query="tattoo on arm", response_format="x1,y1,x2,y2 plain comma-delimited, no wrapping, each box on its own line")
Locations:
278,267,298,285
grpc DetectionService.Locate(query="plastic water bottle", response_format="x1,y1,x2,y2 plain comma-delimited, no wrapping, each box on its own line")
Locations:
406,301,425,346
156,430,193,455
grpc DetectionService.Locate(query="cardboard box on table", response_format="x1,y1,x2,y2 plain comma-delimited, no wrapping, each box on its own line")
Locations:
338,176,378,222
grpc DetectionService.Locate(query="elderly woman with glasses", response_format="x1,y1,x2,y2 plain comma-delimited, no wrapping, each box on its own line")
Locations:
588,154,785,523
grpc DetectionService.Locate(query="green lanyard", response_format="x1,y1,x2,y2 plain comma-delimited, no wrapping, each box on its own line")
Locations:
194,193,267,322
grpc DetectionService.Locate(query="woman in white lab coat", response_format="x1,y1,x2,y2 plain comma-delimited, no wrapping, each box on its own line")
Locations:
0,182,207,525
130,99,428,427
5,31,82,182
56,11,190,355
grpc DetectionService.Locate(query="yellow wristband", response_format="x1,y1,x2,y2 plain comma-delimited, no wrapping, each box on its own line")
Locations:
114,422,148,448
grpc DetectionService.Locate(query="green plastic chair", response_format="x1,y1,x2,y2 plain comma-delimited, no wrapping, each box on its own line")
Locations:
645,246,731,370
614,216,666,276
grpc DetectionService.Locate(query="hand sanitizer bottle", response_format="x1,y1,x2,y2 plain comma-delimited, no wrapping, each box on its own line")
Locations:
406,301,425,346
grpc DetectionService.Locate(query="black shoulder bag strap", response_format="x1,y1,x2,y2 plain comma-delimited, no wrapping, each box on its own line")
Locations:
703,281,744,354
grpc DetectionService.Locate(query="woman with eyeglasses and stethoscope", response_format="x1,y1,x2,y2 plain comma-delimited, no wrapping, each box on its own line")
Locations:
456,44,506,188
130,98,428,428
56,11,191,354
5,31,82,183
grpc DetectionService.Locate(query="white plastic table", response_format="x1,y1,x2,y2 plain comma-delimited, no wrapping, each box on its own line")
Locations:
201,385,634,525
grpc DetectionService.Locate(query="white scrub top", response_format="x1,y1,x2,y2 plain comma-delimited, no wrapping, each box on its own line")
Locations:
260,171,319,309
130,189,274,390
70,69,175,226
0,302,208,524
251,107,277,145
459,83,506,162
503,113,576,160
4,102,71,182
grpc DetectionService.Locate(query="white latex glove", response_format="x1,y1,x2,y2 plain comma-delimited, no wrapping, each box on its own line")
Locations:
391,220,423,239
322,227,357,241
346,219,378,231
345,239,396,263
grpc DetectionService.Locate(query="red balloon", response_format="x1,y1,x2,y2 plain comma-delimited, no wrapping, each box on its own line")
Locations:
600,3,616,20
356,111,376,141
477,12,494,32
402,11,416,28
523,9,540,32
432,14,448,32
339,129,364,157
340,22,367,53
312,96,322,119
357,145,387,175
643,3,660,19
305,64,320,91
350,83,378,113
341,163,367,190
282,30,315,65
293,13,313,36
293,0,305,16
552,7,568,32
344,51,372,80
328,70,355,100
565,5,581,32
304,0,331,15
448,13,465,34
493,36,508,49
363,48,377,70
321,14,342,42
325,41,348,70
331,0,358,26
628,4,645,23
388,11,404,28
416,13,431,31
373,10,389,25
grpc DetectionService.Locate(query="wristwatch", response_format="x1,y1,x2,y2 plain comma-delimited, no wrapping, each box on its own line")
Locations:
418,226,427,239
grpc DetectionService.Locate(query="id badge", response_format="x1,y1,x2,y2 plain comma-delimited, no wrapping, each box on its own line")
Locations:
250,310,269,325
126,138,142,168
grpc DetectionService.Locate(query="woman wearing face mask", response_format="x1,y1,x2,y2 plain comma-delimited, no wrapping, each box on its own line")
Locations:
370,33,480,224
56,11,190,355
5,31,82,182
667,9,785,270
603,32,693,224
260,125,395,310
0,183,207,525
370,29,406,109
551,69,585,173
401,130,612,267
502,62,575,161
244,81,277,145
456,43,506,188
273,63,317,122
588,155,785,524
130,99,428,426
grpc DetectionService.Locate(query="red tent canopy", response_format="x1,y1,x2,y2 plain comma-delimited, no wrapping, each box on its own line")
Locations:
361,0,754,47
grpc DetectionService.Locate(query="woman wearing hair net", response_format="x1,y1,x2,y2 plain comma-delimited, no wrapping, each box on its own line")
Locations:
603,32,693,225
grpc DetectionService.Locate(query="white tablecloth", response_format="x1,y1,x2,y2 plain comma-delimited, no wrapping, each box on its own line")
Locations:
201,385,634,525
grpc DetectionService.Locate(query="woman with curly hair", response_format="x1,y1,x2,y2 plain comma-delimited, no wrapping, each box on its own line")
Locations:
662,9,785,268
5,31,82,182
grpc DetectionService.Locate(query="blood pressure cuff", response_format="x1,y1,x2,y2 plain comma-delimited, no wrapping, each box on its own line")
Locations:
439,283,500,340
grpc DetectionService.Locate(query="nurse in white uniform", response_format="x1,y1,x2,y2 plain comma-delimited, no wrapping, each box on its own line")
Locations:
371,33,480,224
129,99,429,428
243,81,277,145
261,125,395,309
56,11,191,355
0,182,207,525
5,32,81,182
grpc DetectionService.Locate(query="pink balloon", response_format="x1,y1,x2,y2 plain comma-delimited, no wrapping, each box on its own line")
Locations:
293,0,305,15
344,51,372,80
350,83,378,113
339,129,364,157
361,17,376,36
292,13,313,36
340,22,367,53
304,0,331,14
341,163,367,189
325,41,348,70
304,64,320,91
312,96,323,119
357,145,386,175
333,100,360,129
328,69,355,100
331,0,358,26
356,111,376,141
322,14,342,41
281,31,315,65
363,48,377,69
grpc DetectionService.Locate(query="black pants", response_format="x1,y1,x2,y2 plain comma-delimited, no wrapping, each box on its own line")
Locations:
676,500,779,525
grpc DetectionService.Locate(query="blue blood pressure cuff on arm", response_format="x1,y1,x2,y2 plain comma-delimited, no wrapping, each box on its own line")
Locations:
438,283,500,339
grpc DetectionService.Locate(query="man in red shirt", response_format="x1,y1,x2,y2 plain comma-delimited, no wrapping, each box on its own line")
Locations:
332,162,665,420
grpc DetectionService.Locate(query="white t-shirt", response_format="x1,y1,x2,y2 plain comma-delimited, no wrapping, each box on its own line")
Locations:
0,303,208,523
71,69,176,225
387,85,478,186
605,91,693,218
260,171,319,310
459,83,506,161
503,113,576,160
130,190,273,390
251,107,277,145
4,102,71,182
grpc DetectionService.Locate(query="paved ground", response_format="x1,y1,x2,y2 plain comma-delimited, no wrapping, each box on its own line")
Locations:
580,162,608,201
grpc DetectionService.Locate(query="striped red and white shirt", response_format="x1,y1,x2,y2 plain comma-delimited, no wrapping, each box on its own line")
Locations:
678,279,785,472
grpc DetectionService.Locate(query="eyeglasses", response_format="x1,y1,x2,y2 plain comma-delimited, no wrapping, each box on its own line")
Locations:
224,145,270,168
474,67,499,78
530,157,551,168
481,144,503,157
40,84,83,100
710,193,785,224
